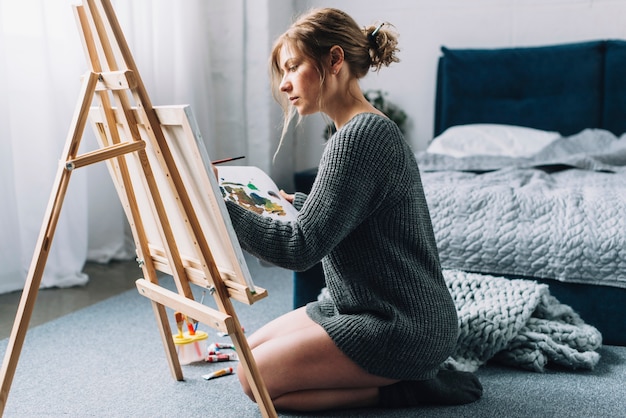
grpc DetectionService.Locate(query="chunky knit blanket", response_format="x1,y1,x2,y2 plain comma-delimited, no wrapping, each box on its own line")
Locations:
443,270,602,372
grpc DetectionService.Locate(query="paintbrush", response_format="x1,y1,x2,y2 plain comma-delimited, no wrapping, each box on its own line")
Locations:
174,311,185,338
194,290,206,332
211,155,245,165
185,315,197,336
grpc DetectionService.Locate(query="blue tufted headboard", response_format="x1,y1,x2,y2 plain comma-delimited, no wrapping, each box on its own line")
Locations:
434,40,626,138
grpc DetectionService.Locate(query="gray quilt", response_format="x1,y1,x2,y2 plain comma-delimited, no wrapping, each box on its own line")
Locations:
417,129,626,289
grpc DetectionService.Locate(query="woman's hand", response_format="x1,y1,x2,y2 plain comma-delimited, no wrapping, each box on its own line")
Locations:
279,189,295,203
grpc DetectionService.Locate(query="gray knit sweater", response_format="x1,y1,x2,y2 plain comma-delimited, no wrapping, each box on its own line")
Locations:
226,113,458,380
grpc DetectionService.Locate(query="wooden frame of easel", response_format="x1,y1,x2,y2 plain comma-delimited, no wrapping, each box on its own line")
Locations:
0,1,277,417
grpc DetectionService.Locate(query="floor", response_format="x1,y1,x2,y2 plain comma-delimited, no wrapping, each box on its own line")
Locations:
0,260,140,341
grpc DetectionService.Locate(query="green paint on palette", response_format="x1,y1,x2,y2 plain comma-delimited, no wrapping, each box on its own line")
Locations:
247,182,259,191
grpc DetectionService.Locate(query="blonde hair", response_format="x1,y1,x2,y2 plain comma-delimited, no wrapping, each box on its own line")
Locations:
269,8,400,160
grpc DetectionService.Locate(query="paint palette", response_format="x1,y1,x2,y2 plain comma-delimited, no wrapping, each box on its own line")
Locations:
218,166,298,221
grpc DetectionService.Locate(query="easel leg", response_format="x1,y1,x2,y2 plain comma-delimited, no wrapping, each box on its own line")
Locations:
0,72,99,415
149,301,183,381
0,167,75,413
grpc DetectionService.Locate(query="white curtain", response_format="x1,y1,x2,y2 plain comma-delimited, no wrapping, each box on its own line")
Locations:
0,0,246,294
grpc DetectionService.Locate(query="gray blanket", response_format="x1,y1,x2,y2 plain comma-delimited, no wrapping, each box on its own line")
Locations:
417,129,626,288
443,270,602,373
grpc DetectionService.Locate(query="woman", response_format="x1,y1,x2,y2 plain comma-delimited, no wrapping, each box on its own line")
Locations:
220,7,482,411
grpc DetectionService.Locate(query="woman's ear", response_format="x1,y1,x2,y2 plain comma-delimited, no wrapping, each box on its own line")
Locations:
329,45,344,74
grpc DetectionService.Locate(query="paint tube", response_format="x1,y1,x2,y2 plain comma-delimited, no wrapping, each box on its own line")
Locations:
202,367,234,380
207,342,236,355
205,352,239,363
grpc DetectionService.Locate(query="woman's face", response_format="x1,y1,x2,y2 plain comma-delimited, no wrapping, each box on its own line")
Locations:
278,45,323,116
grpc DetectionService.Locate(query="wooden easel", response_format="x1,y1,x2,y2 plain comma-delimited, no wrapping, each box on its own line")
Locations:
0,1,277,417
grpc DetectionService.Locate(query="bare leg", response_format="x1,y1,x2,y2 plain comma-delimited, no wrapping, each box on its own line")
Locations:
274,387,379,411
238,308,397,411
245,306,312,350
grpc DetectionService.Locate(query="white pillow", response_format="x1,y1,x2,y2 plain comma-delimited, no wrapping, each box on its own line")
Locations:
427,124,560,158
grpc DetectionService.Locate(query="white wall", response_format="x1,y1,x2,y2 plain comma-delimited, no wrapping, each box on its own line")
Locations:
280,0,626,175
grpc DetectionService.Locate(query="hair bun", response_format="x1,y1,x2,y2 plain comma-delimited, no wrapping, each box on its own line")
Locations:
365,22,400,71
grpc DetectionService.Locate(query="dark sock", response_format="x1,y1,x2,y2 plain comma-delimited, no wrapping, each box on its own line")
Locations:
379,369,483,408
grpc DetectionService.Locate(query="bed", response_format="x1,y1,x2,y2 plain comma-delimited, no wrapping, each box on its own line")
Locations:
292,39,626,348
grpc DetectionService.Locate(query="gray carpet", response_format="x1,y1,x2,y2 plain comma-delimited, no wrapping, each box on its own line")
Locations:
1,254,625,417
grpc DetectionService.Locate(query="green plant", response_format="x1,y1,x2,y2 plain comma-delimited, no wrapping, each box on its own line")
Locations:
323,89,408,140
